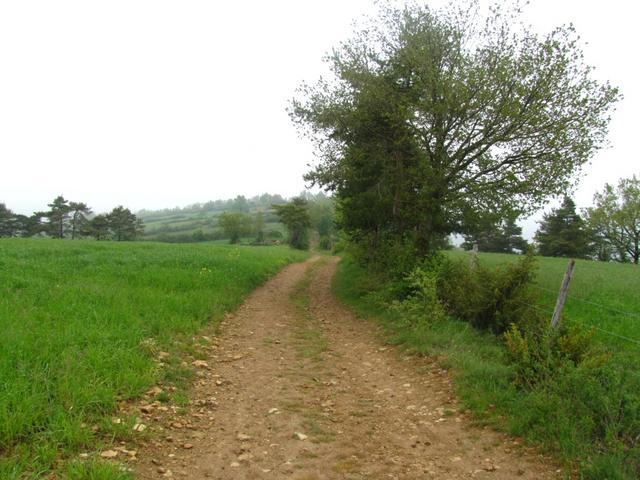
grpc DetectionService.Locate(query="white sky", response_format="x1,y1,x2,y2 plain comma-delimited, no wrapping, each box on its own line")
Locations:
1,0,638,236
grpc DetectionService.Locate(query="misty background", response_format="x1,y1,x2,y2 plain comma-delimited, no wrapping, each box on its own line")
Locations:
1,0,638,239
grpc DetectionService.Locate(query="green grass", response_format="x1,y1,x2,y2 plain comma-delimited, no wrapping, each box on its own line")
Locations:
448,251,640,364
0,238,307,478
334,255,640,480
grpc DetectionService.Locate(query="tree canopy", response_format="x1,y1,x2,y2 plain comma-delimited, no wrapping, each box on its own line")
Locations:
585,175,640,264
273,197,311,250
462,216,528,254
291,1,620,259
535,197,591,259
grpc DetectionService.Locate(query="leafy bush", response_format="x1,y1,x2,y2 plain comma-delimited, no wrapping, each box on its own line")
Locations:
436,251,539,333
389,265,445,328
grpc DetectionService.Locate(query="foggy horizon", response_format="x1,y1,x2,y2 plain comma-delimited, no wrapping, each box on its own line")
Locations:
2,0,638,239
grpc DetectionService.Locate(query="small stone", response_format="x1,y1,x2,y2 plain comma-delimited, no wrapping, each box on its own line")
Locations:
268,408,280,414
230,462,240,468
193,360,209,368
294,432,308,440
133,423,147,432
182,443,194,449
157,467,167,474
100,450,119,459
237,433,251,441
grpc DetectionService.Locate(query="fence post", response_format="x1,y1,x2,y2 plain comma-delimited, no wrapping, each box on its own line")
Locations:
551,259,576,329
470,242,479,269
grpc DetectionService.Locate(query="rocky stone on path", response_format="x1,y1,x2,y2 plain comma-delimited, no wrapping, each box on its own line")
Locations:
236,433,251,441
100,450,119,459
294,432,308,440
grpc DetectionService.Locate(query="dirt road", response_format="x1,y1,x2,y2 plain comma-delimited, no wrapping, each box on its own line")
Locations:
134,257,558,479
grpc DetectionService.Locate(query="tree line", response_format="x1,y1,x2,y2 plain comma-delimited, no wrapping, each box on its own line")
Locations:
0,196,144,241
216,192,335,250
462,175,640,264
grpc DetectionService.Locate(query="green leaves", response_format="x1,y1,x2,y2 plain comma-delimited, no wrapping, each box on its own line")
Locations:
292,1,620,257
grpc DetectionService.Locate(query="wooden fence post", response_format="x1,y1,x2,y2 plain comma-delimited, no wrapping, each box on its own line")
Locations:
470,242,478,269
551,259,576,329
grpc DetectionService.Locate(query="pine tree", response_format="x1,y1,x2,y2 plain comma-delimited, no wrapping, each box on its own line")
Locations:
46,196,72,238
535,197,591,258
69,202,92,239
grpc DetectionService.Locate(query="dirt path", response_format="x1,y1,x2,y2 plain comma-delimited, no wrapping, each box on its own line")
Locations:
134,257,559,479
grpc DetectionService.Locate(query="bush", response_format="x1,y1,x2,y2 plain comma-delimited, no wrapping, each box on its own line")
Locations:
436,251,539,333
318,235,332,251
389,265,445,328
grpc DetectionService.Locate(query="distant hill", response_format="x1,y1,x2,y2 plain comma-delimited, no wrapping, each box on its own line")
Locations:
137,193,289,243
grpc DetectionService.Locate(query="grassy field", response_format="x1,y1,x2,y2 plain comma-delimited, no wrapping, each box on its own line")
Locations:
448,251,640,363
335,253,640,479
0,238,307,478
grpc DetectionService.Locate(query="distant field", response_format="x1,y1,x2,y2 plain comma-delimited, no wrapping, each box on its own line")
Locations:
140,208,286,241
0,239,306,477
448,250,640,362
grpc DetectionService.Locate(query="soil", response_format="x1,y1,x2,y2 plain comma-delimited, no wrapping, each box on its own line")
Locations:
132,256,559,479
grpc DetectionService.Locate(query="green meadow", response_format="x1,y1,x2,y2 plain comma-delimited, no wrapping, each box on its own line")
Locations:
0,239,306,478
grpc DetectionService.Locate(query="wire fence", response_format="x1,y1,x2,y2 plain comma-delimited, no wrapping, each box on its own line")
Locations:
472,253,640,351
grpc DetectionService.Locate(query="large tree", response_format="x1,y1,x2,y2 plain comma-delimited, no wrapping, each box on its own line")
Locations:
69,202,92,240
291,1,619,257
218,212,251,244
273,197,311,250
85,214,110,240
106,206,142,241
462,216,528,254
585,175,640,264
0,203,16,237
535,197,591,258
46,196,72,239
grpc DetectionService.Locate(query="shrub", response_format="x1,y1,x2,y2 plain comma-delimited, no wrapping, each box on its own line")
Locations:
437,250,539,333
389,265,445,328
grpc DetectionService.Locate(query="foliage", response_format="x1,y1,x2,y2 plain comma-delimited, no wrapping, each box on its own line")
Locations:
46,195,72,239
0,238,307,477
69,202,92,240
253,210,266,243
462,216,528,254
85,214,110,240
585,175,640,264
291,1,620,258
436,250,539,333
389,262,445,328
217,212,252,244
335,254,640,479
535,197,593,259
273,197,311,250
106,206,144,241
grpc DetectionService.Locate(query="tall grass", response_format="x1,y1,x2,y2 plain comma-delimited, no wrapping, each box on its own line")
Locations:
0,238,306,477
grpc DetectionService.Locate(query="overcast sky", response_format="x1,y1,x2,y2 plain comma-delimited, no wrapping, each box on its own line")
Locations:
1,1,637,237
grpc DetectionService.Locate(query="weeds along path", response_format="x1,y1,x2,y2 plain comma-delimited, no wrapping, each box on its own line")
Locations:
134,257,558,479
